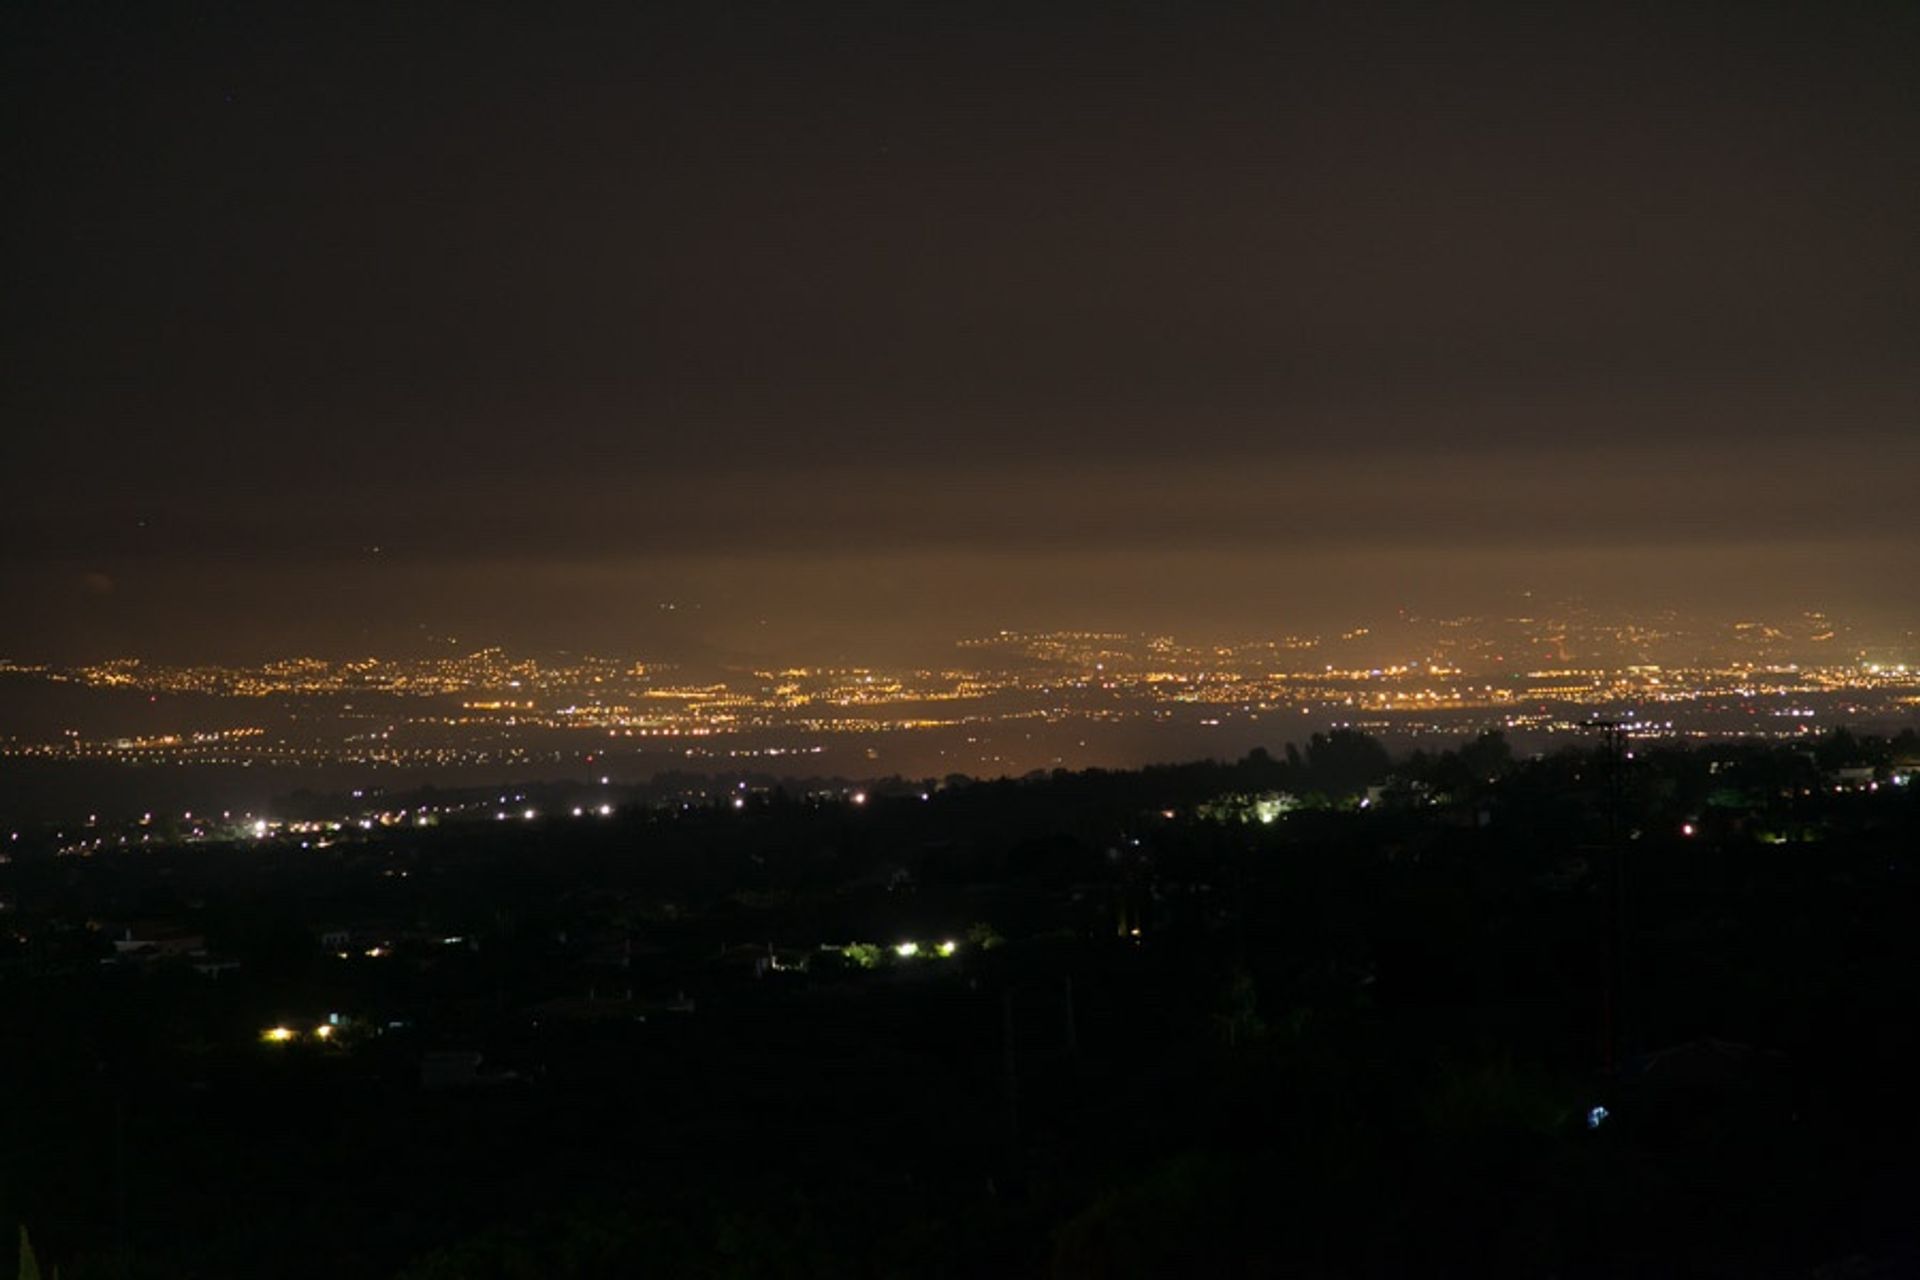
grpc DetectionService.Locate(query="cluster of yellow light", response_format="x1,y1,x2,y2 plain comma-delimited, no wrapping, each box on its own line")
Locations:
6,619,1916,768
889,939,958,959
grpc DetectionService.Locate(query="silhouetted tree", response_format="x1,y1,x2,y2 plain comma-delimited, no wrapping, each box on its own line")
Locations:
1813,727,1866,771
1304,730,1391,797
1458,729,1514,782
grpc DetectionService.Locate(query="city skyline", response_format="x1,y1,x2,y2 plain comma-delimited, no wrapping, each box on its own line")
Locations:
5,606,1916,827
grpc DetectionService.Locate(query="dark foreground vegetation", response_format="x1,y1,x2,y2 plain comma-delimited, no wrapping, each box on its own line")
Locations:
2,728,1918,1277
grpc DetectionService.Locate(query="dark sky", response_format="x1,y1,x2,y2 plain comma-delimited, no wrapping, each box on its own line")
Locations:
5,1,1917,662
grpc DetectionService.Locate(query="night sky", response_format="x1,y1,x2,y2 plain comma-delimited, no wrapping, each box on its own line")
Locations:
5,2,1917,662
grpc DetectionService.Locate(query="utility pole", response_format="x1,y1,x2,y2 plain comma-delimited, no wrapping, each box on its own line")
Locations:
1582,719,1629,1075
1002,988,1021,1150
1001,979,1078,1158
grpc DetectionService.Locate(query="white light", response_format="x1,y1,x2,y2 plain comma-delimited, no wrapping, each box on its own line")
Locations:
571,806,583,817
894,941,918,958
523,809,536,821
598,804,613,816
851,791,867,806
252,819,268,838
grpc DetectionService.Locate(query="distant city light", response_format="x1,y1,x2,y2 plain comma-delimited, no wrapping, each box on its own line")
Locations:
7,627,1918,800
894,942,918,958
262,1026,295,1044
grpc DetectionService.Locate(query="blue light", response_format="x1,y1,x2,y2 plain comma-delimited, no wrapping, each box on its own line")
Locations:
1587,1105,1610,1130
